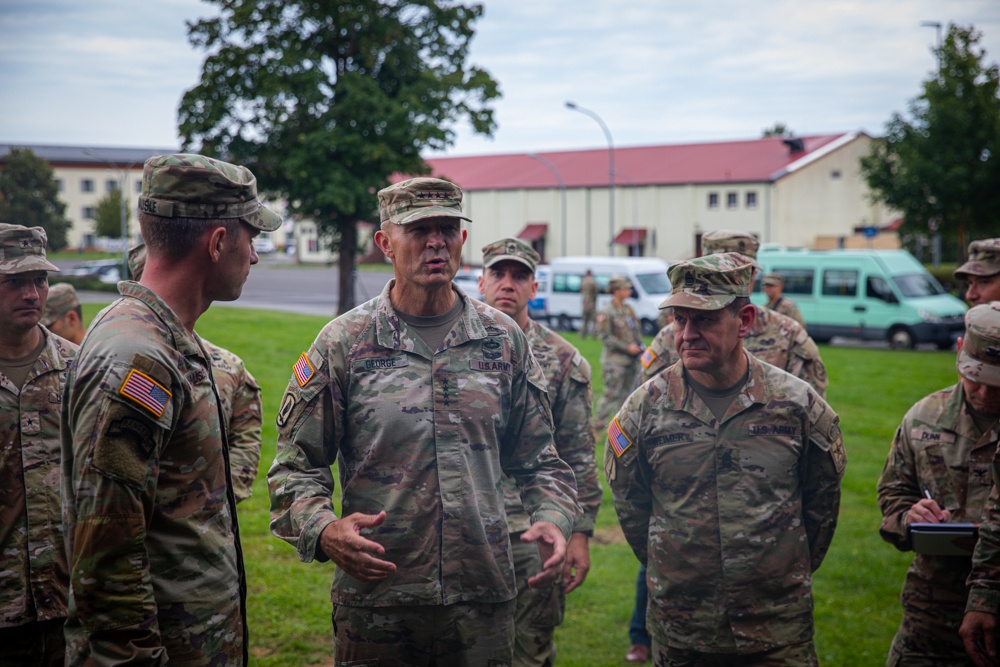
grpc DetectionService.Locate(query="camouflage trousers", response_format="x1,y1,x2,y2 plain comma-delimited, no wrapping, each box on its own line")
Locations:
652,640,818,667
511,535,565,667
580,310,597,339
596,358,640,425
332,600,515,666
0,618,65,667
886,598,972,666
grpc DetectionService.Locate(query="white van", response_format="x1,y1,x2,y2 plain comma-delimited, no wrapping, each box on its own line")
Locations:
543,256,671,335
753,248,967,349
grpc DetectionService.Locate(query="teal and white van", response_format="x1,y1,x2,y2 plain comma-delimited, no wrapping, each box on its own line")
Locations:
752,248,967,349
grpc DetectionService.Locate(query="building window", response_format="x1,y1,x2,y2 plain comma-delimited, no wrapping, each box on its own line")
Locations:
81,179,94,193
135,180,143,193
746,191,757,209
726,192,738,209
707,192,719,209
82,206,96,219
55,179,64,192
106,179,119,192
831,169,842,179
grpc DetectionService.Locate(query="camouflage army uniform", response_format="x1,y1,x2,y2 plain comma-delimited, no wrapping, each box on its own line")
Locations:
878,383,992,666
605,353,845,654
767,295,805,327
580,274,599,339
504,318,600,666
268,282,577,617
61,281,247,666
596,301,644,424
640,306,828,396
205,341,262,503
0,329,76,636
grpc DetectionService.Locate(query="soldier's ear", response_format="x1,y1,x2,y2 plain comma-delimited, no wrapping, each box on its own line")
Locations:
207,226,228,263
374,228,394,260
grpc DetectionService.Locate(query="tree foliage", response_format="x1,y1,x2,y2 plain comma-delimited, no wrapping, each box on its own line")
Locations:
178,0,500,312
93,188,132,239
761,123,793,138
861,24,1000,259
0,147,72,250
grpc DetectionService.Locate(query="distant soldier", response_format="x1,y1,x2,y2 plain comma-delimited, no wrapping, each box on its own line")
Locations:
607,252,845,666
580,268,599,338
0,224,77,666
40,282,86,344
880,303,1000,666
595,274,644,427
62,153,279,665
763,273,806,326
955,239,1000,306
478,237,601,666
640,229,828,397
129,243,263,503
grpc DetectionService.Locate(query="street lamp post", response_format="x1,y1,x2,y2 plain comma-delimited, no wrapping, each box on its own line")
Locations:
527,153,567,257
565,101,615,256
83,149,135,280
920,21,943,268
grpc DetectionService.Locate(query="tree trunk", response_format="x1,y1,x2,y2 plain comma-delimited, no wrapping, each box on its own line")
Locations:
337,222,358,315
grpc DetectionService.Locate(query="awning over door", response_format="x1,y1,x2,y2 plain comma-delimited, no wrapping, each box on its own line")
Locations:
518,223,548,241
613,228,648,245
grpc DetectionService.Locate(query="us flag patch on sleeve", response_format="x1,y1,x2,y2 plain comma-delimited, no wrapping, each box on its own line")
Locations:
293,352,315,387
608,417,633,457
640,347,656,368
119,369,171,417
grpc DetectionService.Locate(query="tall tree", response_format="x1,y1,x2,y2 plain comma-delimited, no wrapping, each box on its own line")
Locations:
861,24,1000,259
93,188,132,239
178,0,500,313
0,147,72,250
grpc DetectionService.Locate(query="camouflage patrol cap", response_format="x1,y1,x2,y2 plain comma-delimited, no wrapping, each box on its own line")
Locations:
702,229,760,259
482,237,539,272
41,283,80,326
608,275,632,291
0,224,60,274
661,252,754,311
137,154,281,232
955,239,1000,279
128,243,147,281
763,273,783,287
957,303,1000,386
378,177,472,226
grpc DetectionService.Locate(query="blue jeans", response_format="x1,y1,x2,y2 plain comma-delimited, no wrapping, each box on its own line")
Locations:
629,564,650,646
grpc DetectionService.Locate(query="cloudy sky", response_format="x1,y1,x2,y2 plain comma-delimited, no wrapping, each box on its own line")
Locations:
2,0,999,157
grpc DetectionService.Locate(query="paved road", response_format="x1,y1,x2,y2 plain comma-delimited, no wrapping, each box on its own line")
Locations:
56,255,394,317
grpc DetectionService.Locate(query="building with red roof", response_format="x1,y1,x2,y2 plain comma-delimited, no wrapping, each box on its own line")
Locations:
415,131,899,266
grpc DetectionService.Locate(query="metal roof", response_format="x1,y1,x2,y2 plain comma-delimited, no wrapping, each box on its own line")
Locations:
425,133,861,191
0,143,179,166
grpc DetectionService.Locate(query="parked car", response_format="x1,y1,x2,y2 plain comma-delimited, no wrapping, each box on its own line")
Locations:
255,233,277,254
752,247,967,349
452,268,483,301
63,259,121,284
528,265,550,322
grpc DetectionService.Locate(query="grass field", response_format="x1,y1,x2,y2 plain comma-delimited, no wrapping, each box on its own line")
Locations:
79,302,962,666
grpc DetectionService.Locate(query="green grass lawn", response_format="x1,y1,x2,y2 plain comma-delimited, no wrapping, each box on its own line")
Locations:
79,303,962,666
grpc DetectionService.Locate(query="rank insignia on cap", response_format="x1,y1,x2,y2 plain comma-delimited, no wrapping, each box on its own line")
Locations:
608,417,633,457
119,369,171,417
640,347,656,368
293,352,315,387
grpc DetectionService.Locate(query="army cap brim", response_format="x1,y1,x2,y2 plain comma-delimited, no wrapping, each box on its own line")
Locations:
955,259,1000,279
485,253,534,271
3,255,60,274
390,207,472,226
659,291,740,311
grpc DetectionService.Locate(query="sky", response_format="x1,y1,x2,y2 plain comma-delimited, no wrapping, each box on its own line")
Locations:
2,0,999,157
